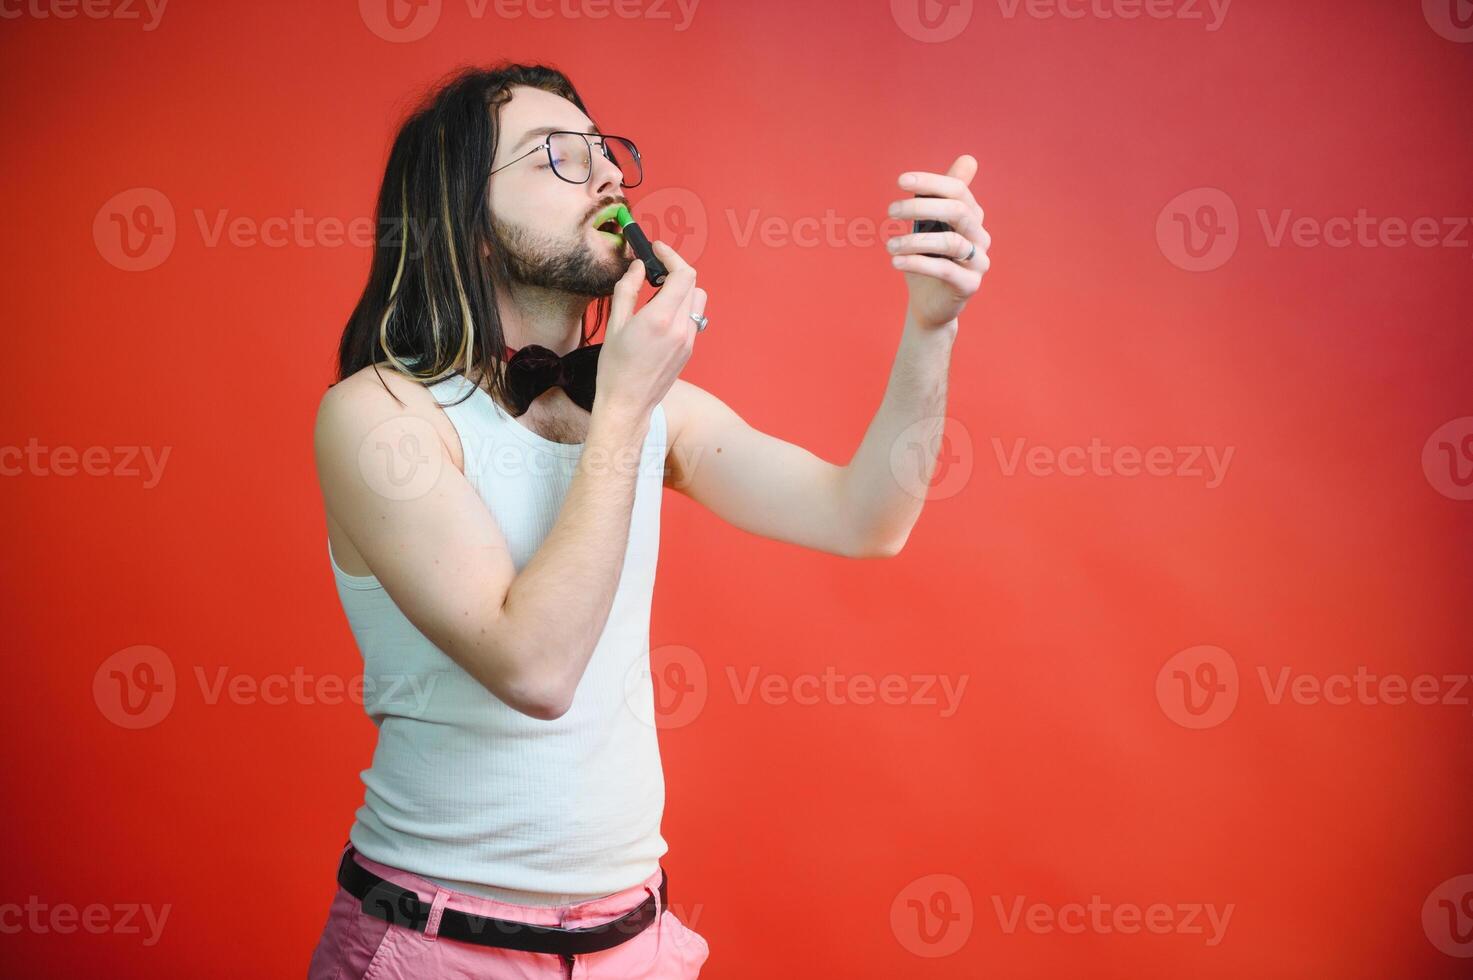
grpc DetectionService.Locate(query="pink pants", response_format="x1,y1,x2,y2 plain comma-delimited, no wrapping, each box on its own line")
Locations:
307,843,710,979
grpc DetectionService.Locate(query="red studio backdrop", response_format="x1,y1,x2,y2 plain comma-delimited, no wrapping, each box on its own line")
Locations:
3,1,1471,977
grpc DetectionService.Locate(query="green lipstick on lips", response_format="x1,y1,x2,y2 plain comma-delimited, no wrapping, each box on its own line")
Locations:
614,205,669,288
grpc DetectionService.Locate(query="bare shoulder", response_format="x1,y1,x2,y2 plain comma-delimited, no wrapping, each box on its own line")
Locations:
314,362,465,477
662,377,738,448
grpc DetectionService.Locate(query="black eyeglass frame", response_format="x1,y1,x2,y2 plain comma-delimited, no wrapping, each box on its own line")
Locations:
489,131,643,188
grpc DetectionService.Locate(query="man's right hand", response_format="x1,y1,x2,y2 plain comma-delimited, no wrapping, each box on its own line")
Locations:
594,240,707,423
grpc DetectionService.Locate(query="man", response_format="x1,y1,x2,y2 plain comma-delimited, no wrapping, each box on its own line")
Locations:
308,62,989,979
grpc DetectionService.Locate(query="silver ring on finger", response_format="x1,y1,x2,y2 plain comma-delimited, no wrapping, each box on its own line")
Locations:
690,311,709,333
958,242,977,264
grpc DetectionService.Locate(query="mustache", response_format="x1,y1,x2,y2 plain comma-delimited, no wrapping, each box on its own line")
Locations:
586,199,628,224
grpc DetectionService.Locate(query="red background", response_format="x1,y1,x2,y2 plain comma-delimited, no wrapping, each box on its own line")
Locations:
3,0,1471,976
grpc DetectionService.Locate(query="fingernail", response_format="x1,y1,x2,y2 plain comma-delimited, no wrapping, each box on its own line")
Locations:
891,255,904,267
899,174,915,188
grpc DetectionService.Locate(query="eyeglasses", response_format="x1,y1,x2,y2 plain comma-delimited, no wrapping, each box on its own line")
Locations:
489,130,643,188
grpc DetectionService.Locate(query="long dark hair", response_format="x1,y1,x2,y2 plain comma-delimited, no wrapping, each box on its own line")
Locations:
334,61,608,410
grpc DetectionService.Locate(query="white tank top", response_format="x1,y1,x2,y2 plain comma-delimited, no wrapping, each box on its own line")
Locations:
327,369,670,906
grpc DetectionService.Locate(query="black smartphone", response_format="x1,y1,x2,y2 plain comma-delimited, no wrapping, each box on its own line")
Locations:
912,193,953,258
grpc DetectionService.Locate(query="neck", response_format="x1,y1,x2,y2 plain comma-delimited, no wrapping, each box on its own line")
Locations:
499,280,593,356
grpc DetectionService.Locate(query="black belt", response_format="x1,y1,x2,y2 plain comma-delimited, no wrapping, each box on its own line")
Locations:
336,846,668,956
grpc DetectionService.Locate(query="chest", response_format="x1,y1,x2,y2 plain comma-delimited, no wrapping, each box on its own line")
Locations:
512,387,591,445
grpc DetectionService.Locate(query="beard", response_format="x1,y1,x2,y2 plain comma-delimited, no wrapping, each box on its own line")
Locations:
492,214,628,297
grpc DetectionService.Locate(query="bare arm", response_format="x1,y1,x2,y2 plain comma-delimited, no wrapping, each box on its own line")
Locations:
837,311,958,554
498,404,652,716
663,311,957,559
664,155,988,558
314,369,650,721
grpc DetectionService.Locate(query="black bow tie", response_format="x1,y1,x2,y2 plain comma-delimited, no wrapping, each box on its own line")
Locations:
503,343,602,417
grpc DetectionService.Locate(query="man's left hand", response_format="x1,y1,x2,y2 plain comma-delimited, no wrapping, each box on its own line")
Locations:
886,154,992,329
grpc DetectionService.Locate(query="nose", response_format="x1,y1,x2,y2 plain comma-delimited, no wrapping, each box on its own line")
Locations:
588,142,625,198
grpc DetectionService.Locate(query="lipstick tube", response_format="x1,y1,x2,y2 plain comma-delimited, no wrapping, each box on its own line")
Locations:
615,205,669,288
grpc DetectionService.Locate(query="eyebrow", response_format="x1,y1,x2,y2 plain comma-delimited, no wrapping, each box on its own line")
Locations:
512,123,602,154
